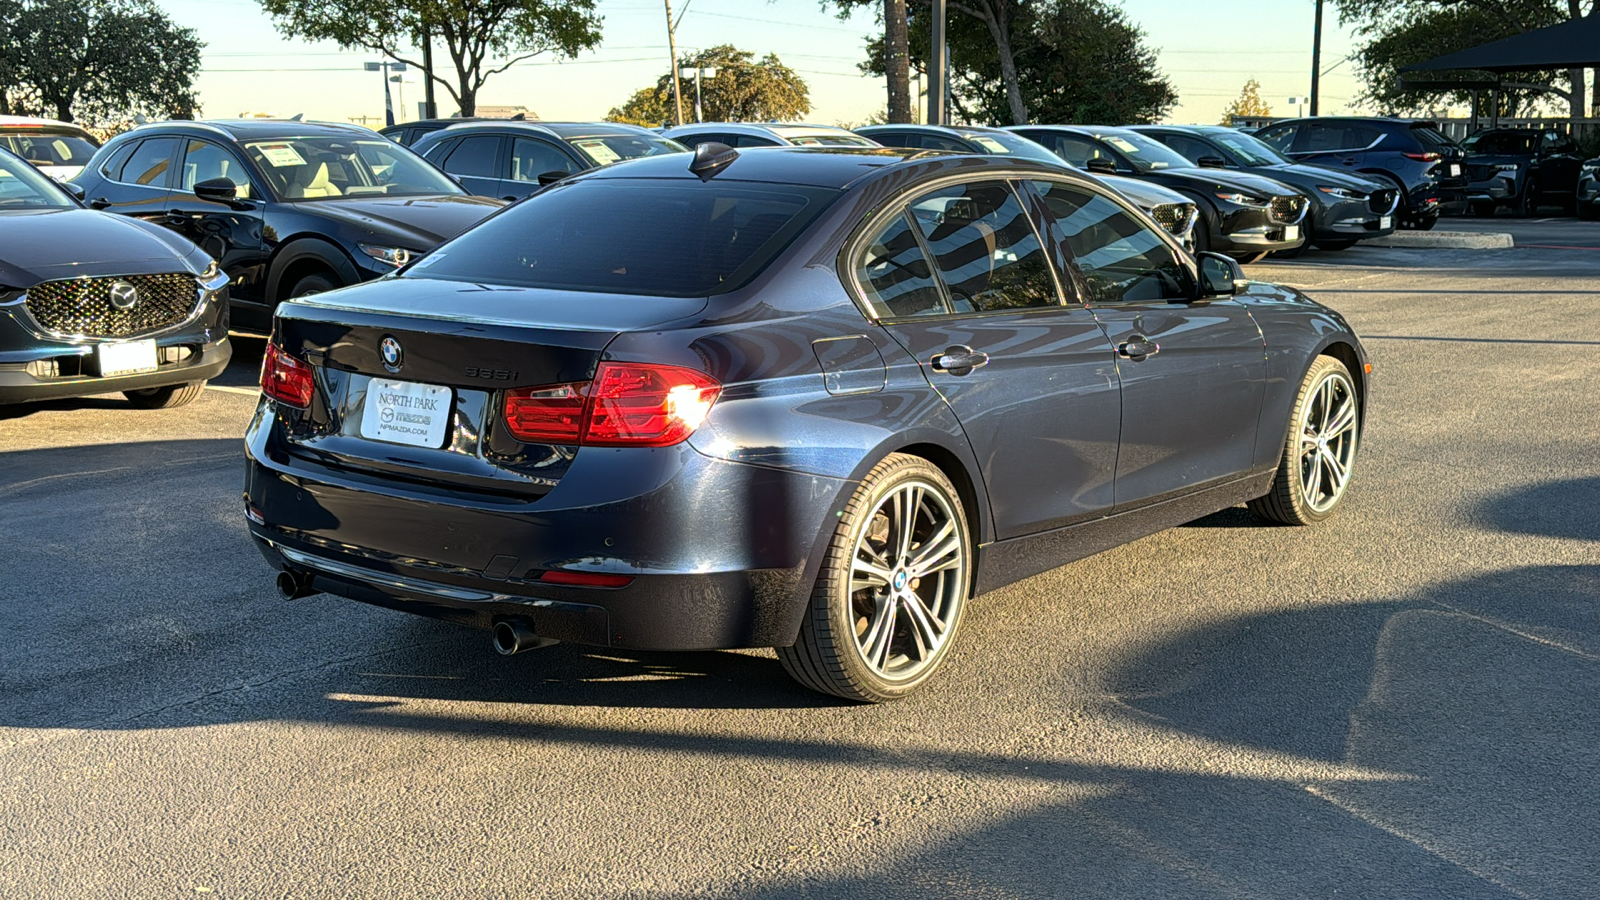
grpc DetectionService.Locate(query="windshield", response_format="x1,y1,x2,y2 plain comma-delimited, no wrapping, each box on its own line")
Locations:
1211,132,1291,166
565,134,686,166
785,134,879,147
407,179,839,297
0,149,77,209
1,132,98,170
243,137,460,200
1098,131,1193,172
958,130,1063,165
1462,131,1537,154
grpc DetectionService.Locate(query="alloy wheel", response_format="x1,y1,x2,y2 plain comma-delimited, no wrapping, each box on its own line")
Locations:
1297,370,1359,513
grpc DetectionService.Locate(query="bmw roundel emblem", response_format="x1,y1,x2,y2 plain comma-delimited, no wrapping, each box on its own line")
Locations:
380,336,403,372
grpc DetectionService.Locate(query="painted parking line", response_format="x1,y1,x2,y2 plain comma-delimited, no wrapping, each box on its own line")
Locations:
1517,244,1600,251
207,385,261,396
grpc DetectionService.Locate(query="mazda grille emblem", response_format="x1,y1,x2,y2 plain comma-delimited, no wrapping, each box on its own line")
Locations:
108,281,139,310
380,336,403,372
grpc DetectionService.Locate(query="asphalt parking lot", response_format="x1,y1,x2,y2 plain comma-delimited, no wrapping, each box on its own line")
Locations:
2,219,1597,899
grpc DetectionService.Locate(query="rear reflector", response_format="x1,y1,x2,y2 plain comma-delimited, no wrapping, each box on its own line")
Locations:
538,570,634,588
260,343,314,409
502,362,721,448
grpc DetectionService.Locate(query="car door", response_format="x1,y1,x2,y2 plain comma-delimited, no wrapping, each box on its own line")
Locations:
506,136,584,200
168,138,271,309
435,134,503,197
1157,133,1218,166
854,177,1122,538
90,136,181,220
1029,178,1266,508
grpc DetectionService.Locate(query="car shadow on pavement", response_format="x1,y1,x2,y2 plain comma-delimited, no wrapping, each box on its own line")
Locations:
1474,476,1600,542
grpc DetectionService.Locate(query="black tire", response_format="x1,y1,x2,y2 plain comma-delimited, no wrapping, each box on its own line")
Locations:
1579,200,1599,221
1191,211,1213,254
1469,200,1496,218
777,453,972,702
1248,356,1360,526
1408,212,1439,231
287,272,338,299
124,380,206,409
1515,180,1537,217
1312,239,1357,252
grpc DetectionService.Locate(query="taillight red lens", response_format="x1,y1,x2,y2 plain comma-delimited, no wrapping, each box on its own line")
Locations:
538,570,634,588
260,343,314,408
499,362,721,447
503,383,588,443
1404,152,1441,162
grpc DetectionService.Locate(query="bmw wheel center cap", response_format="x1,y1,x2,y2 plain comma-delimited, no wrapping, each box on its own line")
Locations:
380,336,403,372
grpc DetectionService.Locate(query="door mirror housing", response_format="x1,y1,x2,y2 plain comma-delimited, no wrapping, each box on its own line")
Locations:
64,182,86,201
536,169,571,186
1196,252,1244,297
1197,156,1227,169
1084,158,1117,175
194,177,253,209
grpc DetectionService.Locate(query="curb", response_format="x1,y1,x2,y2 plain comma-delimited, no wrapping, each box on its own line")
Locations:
1363,231,1514,250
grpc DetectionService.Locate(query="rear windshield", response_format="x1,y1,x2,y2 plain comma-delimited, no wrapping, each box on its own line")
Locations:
1411,125,1460,150
0,149,77,208
785,134,879,147
407,178,839,297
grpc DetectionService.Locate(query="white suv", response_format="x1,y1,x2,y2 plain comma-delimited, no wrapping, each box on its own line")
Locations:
0,116,101,181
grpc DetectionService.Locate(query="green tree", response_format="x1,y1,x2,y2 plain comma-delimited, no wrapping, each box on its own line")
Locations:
856,0,1175,125
1222,78,1272,123
1334,0,1596,117
607,45,811,126
0,0,200,123
259,0,602,117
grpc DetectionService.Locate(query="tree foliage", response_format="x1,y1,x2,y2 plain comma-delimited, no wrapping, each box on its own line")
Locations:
259,0,602,116
0,0,201,124
606,45,811,127
853,0,1175,126
1222,79,1272,123
1334,0,1596,117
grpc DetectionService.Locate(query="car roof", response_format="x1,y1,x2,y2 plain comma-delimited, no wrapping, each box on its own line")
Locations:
1130,124,1236,135
0,115,94,134
1255,116,1437,127
664,122,860,140
1010,124,1140,139
109,119,383,143
422,120,663,140
572,145,1079,190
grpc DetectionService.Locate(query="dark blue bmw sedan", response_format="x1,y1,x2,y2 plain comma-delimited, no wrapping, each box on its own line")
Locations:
246,145,1368,701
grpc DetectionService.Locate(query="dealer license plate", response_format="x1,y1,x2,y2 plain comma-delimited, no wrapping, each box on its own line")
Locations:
360,378,453,449
97,339,157,377
1282,225,1299,242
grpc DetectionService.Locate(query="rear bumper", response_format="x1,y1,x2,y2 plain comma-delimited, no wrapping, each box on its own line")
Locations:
244,405,851,650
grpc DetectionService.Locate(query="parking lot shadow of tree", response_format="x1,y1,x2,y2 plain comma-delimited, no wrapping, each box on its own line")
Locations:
1474,476,1600,542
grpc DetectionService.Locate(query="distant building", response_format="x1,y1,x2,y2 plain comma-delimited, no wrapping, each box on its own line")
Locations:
474,105,537,120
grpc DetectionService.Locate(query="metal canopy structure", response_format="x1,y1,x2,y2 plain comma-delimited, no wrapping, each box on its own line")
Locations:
1404,12,1600,73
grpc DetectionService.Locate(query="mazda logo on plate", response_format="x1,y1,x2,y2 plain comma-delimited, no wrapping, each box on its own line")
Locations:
380,336,403,372
108,281,139,310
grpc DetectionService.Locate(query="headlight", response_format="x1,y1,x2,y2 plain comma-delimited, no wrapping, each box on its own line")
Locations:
1215,192,1268,208
198,259,229,293
359,244,413,268
1317,185,1365,200
1495,163,1519,173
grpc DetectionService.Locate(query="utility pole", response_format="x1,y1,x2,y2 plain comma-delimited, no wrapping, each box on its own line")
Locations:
1310,0,1323,116
929,0,947,125
421,22,437,118
664,0,685,126
885,0,911,123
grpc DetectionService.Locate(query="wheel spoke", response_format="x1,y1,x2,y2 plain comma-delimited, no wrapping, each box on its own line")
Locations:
860,599,898,671
899,592,946,660
909,520,960,576
1324,397,1357,438
1317,380,1334,427
1303,448,1324,500
851,556,893,593
893,485,923,562
1324,447,1350,489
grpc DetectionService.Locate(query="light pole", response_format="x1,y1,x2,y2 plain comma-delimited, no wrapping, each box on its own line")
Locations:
679,66,718,122
364,60,408,127
1310,0,1324,116
389,74,409,124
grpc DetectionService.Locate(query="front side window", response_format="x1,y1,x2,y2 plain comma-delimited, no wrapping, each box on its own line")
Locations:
905,180,1058,313
511,137,579,181
1253,124,1297,153
180,140,253,199
1032,180,1191,306
119,137,179,187
244,136,460,200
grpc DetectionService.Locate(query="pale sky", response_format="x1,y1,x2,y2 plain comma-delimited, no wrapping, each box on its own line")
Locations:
160,0,1367,127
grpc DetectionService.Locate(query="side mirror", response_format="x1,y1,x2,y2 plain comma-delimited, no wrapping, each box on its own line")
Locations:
1197,156,1227,169
1084,158,1117,175
1197,251,1244,297
536,169,571,186
194,177,253,209
64,183,86,201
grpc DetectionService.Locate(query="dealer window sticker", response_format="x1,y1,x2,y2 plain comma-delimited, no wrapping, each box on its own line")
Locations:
256,143,308,167
573,140,621,165
970,136,1011,154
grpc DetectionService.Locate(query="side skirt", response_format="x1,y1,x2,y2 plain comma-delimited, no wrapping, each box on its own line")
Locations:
972,471,1275,596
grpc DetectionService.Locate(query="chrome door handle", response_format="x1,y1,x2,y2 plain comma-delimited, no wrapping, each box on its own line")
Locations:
930,345,990,376
1116,337,1160,360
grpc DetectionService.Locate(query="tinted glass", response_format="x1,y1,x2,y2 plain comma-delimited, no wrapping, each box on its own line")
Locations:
906,181,1057,313
98,142,136,179
1462,131,1536,154
921,135,972,152
958,130,1062,165
119,137,179,187
0,149,76,208
1303,123,1376,153
565,134,684,166
443,136,501,177
244,137,460,199
1254,124,1297,152
1038,133,1106,167
785,134,879,147
857,213,945,318
421,138,454,163
1158,134,1213,163
1411,125,1459,150
1032,180,1190,305
1094,131,1192,172
511,137,579,181
735,135,780,147
1212,131,1291,166
181,140,253,198
409,180,837,297
2,133,97,167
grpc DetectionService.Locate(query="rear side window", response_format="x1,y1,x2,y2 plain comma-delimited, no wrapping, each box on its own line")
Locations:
906,181,1057,313
856,214,945,318
443,136,500,178
1411,125,1459,151
117,137,179,187
410,179,839,297
1254,124,1297,152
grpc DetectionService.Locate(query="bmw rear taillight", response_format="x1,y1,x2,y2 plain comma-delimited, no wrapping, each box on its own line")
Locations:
501,362,721,448
260,343,314,409
1403,152,1441,162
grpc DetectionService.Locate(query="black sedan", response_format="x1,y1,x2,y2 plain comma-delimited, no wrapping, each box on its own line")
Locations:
0,147,230,407
1131,124,1398,251
246,146,1368,701
1009,125,1309,262
411,120,685,200
1459,128,1584,216
70,119,504,333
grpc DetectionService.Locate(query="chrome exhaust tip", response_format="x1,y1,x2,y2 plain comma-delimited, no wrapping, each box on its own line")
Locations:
275,569,319,600
492,619,557,655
